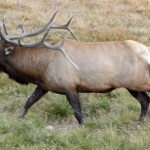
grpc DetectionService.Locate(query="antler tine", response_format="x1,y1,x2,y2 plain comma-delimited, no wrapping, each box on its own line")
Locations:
63,17,79,41
0,27,19,45
21,17,25,34
52,17,79,41
2,14,9,35
9,9,59,40
61,47,79,70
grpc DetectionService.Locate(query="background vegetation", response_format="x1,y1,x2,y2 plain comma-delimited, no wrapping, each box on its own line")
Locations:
0,0,150,149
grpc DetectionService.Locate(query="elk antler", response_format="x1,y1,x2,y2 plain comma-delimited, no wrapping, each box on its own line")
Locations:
0,10,79,70
51,17,79,41
2,10,59,40
2,10,79,41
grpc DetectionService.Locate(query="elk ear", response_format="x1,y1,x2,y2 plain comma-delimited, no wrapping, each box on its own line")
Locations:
4,46,15,55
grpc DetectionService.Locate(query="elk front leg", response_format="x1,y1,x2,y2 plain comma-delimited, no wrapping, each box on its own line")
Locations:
21,86,48,117
128,90,150,123
66,90,84,125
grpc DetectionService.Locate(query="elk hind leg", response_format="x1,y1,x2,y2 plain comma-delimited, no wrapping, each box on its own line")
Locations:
128,90,150,123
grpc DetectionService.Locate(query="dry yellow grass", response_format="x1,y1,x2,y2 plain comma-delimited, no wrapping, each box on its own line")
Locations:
1,0,150,44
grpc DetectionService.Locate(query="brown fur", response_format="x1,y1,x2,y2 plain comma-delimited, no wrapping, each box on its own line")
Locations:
1,40,150,93
1,40,150,92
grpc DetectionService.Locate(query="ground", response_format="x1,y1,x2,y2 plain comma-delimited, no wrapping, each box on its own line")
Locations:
0,0,150,150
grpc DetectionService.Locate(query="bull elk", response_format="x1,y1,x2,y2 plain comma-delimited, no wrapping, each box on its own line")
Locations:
0,11,150,125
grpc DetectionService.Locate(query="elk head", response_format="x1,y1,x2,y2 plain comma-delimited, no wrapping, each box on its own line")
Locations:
0,10,79,69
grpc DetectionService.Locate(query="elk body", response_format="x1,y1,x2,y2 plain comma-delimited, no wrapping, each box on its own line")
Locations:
0,12,150,125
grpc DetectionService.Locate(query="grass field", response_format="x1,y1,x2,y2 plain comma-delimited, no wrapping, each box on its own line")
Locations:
0,0,150,150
